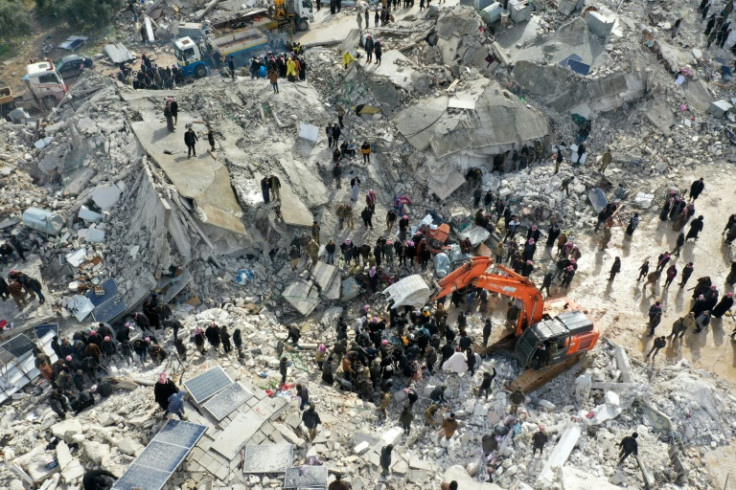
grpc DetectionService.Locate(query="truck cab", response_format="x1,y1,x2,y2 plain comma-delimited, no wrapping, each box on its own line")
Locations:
272,0,314,31
293,0,315,28
515,310,598,369
174,37,209,78
23,61,67,108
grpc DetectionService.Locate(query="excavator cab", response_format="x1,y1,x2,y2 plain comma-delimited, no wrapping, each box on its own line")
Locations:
515,310,596,369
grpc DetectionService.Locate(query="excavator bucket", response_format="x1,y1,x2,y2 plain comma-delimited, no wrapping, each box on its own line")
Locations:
509,353,584,394
479,333,517,356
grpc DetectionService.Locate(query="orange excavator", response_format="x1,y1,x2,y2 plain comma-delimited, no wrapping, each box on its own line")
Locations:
434,256,600,393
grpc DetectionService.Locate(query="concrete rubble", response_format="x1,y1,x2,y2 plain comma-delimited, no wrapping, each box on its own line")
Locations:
1,0,736,488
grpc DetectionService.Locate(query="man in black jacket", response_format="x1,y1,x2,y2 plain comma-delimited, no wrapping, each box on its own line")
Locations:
184,127,198,157
302,403,322,440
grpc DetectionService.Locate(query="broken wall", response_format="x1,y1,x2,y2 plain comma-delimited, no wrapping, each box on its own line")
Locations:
513,59,648,115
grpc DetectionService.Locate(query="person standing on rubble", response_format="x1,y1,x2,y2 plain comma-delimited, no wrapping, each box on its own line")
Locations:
645,336,667,360
647,301,663,336
532,426,549,456
365,34,375,63
560,175,574,197
261,176,271,203
599,149,612,173
220,326,232,354
375,39,383,65
689,177,705,201
608,257,621,282
164,100,174,132
184,127,198,158
270,174,282,201
302,404,322,441
228,56,235,80
399,404,413,435
664,264,678,289
279,356,289,385
617,433,639,466
637,260,649,281
357,11,363,30
553,145,564,174
332,123,341,147
8,278,27,309
361,141,372,164
380,444,393,475
207,126,216,152
268,68,279,93
205,322,221,353
669,313,693,340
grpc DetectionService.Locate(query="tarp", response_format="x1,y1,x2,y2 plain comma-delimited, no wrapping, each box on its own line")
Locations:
442,351,469,374
64,295,95,321
383,275,431,308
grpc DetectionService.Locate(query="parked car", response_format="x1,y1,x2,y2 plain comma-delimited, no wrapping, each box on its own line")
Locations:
56,54,93,77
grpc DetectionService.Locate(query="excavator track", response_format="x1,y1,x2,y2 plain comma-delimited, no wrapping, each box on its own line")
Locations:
509,353,584,394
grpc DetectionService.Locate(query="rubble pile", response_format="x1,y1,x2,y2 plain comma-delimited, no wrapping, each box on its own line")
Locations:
2,0,736,487
3,301,734,489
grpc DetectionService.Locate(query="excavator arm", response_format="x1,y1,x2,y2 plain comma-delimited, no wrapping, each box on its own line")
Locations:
434,256,545,336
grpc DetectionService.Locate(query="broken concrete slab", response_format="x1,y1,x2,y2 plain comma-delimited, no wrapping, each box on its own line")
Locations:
91,184,122,211
585,10,615,39
428,168,466,201
298,122,319,144
444,465,503,488
242,444,294,473
51,419,84,441
279,182,315,227
537,423,582,486
370,50,416,91
397,81,549,158
709,100,733,118
646,100,675,135
560,467,622,489
124,95,248,237
210,410,266,460
282,278,322,316
394,96,449,152
79,227,105,243
78,205,103,223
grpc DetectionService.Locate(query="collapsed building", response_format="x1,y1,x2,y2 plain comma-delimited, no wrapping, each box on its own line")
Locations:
1,0,736,488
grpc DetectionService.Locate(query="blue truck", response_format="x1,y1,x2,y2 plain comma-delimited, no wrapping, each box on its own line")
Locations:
173,2,313,78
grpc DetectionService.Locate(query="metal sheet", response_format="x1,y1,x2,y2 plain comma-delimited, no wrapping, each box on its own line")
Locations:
568,60,591,76
242,444,294,473
155,419,208,447
184,366,233,403
112,420,206,490
202,382,254,421
112,463,170,490
0,332,58,404
58,36,88,51
103,43,135,64
284,465,328,488
1,334,35,358
587,188,608,213
33,324,59,340
92,296,126,323
86,278,118,307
